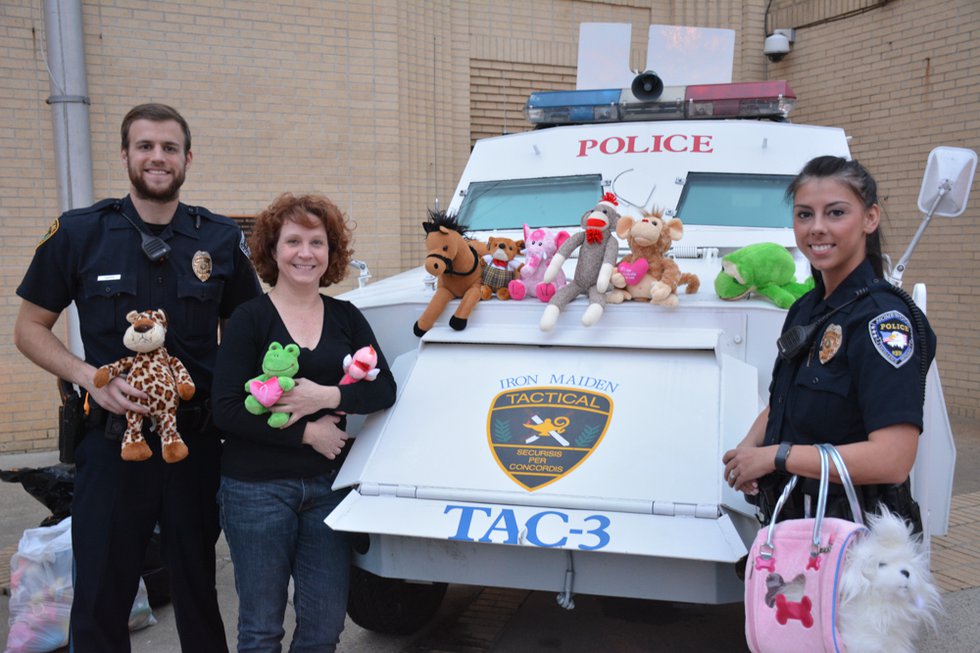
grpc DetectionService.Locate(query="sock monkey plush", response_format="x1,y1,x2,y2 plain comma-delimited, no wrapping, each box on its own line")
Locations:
539,193,621,330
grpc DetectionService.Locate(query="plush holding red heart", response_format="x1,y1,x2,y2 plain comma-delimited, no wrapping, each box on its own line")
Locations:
249,377,284,408
617,258,649,285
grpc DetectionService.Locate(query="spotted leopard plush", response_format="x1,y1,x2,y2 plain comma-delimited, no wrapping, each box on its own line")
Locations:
93,308,195,463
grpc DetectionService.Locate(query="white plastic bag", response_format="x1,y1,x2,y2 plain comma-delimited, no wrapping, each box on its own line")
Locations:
4,517,156,653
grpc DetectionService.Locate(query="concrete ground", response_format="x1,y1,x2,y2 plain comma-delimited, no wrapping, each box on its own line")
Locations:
2,414,979,652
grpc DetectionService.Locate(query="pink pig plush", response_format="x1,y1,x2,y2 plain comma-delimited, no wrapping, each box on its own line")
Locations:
507,224,570,302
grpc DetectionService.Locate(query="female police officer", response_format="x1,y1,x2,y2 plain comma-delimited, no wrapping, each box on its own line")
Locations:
722,156,935,527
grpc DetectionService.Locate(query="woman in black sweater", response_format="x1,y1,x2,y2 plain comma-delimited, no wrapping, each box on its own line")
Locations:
212,193,395,653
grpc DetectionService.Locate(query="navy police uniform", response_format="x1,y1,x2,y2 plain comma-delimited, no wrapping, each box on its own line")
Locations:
17,195,260,652
760,259,936,524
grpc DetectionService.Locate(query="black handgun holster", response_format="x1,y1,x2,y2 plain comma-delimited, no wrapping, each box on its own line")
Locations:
57,379,86,464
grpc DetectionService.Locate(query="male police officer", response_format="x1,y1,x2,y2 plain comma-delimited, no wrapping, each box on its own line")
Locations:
14,103,260,652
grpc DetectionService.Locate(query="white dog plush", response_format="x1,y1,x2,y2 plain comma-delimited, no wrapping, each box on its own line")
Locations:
838,507,942,653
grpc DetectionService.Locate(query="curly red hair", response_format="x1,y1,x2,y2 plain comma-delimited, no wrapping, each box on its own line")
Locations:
249,193,353,287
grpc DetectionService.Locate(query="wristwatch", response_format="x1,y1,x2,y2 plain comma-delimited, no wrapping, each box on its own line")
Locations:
774,442,793,473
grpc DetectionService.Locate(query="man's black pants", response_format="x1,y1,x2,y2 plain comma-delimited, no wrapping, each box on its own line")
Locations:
69,418,228,653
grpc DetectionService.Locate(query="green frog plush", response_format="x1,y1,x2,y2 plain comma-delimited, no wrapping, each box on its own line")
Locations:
714,242,813,309
245,341,301,428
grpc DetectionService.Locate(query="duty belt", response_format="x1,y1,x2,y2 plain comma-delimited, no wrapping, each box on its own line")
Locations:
87,398,214,440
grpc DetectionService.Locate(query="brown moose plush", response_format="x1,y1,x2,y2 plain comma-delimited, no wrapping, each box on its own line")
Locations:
93,308,194,463
608,209,699,307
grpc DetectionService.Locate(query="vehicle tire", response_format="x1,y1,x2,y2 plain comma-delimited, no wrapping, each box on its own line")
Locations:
346,566,448,635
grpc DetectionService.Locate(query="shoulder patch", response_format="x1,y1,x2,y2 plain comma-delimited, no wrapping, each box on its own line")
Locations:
36,218,59,250
239,230,251,258
868,310,913,368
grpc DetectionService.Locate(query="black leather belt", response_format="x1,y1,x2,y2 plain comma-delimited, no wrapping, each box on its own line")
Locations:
87,399,213,440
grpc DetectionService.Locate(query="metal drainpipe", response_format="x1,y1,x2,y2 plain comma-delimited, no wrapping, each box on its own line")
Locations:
45,0,93,358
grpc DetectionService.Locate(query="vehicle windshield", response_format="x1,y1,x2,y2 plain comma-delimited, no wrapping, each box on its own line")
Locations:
676,172,794,228
457,174,602,230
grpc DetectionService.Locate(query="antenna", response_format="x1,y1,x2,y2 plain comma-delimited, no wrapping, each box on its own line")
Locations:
611,169,656,210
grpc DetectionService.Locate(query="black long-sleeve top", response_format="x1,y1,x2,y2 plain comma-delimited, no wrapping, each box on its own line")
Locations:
212,293,396,481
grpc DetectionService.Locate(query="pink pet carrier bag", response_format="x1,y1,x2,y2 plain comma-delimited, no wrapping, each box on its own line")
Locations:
744,444,868,653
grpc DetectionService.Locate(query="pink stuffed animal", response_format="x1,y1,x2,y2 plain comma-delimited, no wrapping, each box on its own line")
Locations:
340,345,380,385
507,225,570,302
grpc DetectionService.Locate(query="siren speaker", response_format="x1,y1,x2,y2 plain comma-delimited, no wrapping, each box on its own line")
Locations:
631,71,664,101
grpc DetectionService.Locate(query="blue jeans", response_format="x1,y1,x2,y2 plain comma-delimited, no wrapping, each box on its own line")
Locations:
218,473,351,653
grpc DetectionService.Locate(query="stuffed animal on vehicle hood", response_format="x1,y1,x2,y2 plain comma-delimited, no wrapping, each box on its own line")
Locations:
245,342,300,428
93,308,194,463
414,209,486,336
481,236,524,300
714,242,813,309
508,224,570,302
340,345,380,385
540,192,621,331
608,209,699,307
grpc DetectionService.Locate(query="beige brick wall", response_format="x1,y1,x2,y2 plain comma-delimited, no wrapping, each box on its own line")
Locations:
2,2,63,452
769,0,887,31
1,0,977,452
470,61,576,144
766,0,980,417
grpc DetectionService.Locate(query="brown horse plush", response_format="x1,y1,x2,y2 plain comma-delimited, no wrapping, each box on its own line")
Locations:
413,209,486,336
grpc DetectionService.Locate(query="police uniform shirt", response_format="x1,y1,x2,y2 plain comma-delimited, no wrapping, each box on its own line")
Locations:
764,259,936,449
17,195,260,394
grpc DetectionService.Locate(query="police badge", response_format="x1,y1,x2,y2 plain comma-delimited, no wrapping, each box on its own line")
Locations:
819,324,843,364
192,250,212,282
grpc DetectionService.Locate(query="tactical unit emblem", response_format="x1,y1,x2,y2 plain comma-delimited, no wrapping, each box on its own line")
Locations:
487,386,612,491
869,310,913,368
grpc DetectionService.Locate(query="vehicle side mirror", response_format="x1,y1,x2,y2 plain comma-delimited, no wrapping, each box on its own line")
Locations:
888,146,977,287
917,146,977,217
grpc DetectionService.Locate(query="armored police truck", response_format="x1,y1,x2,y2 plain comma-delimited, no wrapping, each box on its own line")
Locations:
328,69,967,634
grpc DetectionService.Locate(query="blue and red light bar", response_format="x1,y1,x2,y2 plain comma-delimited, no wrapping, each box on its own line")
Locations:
525,80,796,125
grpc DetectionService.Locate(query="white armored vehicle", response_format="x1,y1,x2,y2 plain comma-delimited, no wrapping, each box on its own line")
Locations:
328,41,971,634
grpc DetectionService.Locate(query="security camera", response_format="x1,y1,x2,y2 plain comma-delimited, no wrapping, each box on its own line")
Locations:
763,34,790,62
763,29,795,63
